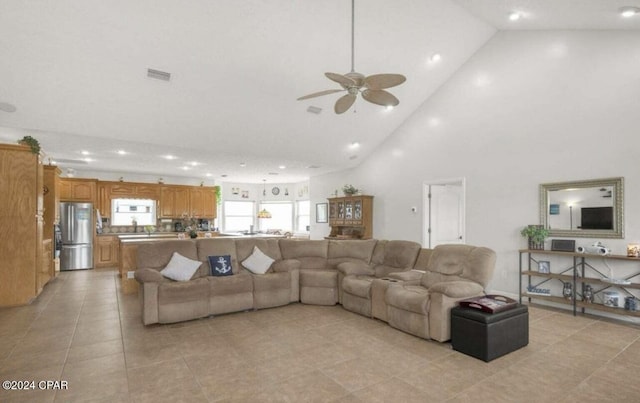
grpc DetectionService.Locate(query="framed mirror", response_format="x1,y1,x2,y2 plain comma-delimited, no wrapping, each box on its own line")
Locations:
539,177,624,238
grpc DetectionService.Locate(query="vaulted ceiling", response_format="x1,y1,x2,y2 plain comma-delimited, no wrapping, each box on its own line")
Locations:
1,0,638,183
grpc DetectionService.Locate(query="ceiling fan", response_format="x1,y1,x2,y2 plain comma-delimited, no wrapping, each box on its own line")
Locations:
297,0,406,114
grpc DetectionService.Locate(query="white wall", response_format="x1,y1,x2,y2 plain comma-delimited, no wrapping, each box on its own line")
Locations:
310,30,640,297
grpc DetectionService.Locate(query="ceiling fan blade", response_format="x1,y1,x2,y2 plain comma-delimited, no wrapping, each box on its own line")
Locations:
364,74,406,90
362,89,399,107
297,89,344,101
334,94,357,114
325,72,356,88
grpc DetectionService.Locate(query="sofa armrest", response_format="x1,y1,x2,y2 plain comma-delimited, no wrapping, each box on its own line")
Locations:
387,270,424,282
427,281,485,342
134,268,166,284
336,261,374,276
428,281,483,298
272,259,301,273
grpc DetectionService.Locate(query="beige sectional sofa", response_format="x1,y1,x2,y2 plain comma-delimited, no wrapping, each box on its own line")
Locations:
134,237,495,342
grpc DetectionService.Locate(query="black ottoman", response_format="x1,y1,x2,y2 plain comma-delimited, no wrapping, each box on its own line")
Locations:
450,304,528,362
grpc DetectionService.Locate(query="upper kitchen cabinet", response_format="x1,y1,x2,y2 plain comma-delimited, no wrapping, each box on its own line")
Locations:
159,186,189,218
60,178,97,202
189,187,217,218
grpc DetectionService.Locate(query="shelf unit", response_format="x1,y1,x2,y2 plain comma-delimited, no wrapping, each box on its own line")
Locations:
519,249,640,317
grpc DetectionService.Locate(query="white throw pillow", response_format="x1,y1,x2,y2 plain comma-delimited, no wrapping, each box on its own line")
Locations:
242,246,275,274
161,252,202,282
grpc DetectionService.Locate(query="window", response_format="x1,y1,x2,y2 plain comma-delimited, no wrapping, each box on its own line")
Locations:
258,202,293,232
224,201,254,232
296,200,310,232
111,199,156,226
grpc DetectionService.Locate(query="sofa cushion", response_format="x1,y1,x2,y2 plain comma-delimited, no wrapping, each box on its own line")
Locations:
208,255,233,277
327,239,377,269
235,238,282,262
158,277,209,304
385,285,429,315
342,275,374,298
242,246,275,274
252,271,290,291
279,240,328,269
207,272,253,296
196,238,240,275
137,239,203,275
161,252,203,282
421,245,496,289
300,270,338,288
374,240,421,278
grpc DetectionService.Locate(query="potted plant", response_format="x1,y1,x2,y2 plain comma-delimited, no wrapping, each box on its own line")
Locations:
18,136,41,155
342,184,359,196
520,225,550,250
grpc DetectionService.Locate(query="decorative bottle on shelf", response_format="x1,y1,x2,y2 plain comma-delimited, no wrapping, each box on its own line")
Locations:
563,282,573,300
583,285,593,303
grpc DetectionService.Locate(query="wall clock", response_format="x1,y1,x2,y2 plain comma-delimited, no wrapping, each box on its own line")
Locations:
272,187,280,195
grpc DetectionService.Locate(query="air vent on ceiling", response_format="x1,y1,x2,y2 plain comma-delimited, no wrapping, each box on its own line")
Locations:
147,68,171,81
306,165,320,169
307,106,322,114
268,172,279,175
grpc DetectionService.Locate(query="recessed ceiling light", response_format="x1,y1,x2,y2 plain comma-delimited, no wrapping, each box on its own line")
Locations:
205,173,213,177
81,150,90,156
508,12,521,21
349,142,360,149
239,162,246,167
163,155,177,160
430,53,442,63
620,6,640,18
385,105,394,111
279,165,286,169
181,166,190,171
83,157,93,162
117,150,127,155
189,161,200,167
0,102,17,113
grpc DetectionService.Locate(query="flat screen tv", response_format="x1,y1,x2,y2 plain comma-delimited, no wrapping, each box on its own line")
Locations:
580,207,613,230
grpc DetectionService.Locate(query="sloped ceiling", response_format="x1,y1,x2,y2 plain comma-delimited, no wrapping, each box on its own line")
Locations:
0,0,638,183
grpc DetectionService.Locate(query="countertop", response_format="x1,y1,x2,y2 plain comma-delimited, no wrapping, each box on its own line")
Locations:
118,233,284,244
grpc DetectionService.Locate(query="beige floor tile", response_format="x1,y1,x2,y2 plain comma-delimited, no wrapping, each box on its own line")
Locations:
321,357,390,392
67,338,124,364
249,369,349,403
0,349,68,377
125,343,185,369
300,342,360,369
127,357,194,392
129,377,207,403
350,377,431,403
53,370,129,402
71,321,122,347
62,352,127,380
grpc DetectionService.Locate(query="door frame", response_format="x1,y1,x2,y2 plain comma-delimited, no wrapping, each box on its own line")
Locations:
422,177,466,248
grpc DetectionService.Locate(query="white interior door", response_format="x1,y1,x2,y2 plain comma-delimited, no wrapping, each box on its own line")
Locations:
424,179,465,248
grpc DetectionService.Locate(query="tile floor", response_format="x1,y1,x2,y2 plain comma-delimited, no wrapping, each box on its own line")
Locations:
1,268,639,402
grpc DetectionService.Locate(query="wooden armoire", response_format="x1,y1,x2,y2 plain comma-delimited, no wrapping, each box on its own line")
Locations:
0,143,44,306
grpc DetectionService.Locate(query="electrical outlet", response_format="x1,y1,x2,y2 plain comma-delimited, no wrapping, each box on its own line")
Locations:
127,271,135,279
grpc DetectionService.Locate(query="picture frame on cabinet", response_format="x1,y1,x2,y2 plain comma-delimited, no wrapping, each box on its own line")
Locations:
538,260,550,274
316,203,328,223
241,191,249,199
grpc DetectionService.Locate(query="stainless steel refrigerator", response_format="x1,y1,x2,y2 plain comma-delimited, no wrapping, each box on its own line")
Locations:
60,202,94,270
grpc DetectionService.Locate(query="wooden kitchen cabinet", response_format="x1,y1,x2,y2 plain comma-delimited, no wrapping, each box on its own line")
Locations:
159,186,189,218
96,235,119,267
189,187,217,218
0,144,44,306
43,165,61,238
60,178,97,202
97,182,111,218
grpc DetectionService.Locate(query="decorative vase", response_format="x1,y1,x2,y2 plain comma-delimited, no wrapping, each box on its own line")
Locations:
583,285,593,303
189,232,197,239
563,282,573,300
528,238,544,250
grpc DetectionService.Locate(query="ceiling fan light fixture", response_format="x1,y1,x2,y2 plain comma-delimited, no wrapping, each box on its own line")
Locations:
508,12,521,21
297,0,405,114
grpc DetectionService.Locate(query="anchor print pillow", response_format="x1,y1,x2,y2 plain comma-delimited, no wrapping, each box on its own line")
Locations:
208,255,233,277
